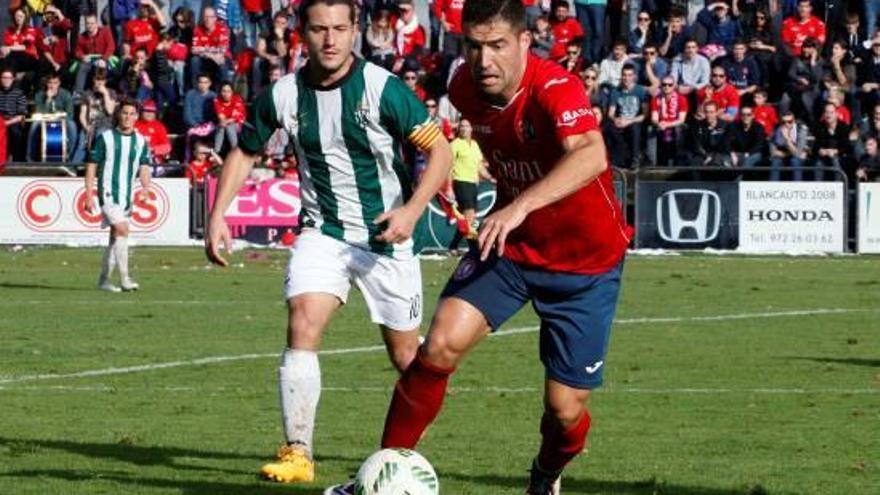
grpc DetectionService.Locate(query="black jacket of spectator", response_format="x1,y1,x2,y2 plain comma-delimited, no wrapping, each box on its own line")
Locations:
857,54,880,86
690,120,731,155
788,57,824,91
729,120,767,154
812,122,852,158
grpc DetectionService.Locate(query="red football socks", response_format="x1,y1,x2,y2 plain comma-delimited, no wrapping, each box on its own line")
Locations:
381,353,455,449
536,409,592,474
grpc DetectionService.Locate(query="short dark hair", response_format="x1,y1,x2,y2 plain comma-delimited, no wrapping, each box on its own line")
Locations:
298,0,357,26
462,0,526,33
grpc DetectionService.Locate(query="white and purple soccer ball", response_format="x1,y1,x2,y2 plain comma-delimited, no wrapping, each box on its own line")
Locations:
353,448,439,495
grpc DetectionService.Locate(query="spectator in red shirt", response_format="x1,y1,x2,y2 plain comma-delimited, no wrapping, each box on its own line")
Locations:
190,6,232,89
395,0,426,62
439,0,465,57
241,0,272,49
213,81,245,153
135,99,172,164
651,76,689,166
74,13,117,92
697,67,740,122
38,5,72,78
549,0,584,61
0,8,43,78
752,89,778,137
123,0,166,59
186,142,222,186
781,0,826,57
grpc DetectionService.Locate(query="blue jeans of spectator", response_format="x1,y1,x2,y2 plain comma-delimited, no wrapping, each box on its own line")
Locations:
735,152,763,168
27,119,78,162
74,59,102,93
154,81,177,111
814,155,841,181
243,12,271,50
770,156,804,181
610,123,642,168
576,4,606,64
429,8,442,52
214,122,238,153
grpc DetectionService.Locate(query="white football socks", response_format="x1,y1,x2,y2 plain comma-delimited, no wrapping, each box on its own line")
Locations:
113,236,129,281
99,241,116,282
279,348,321,455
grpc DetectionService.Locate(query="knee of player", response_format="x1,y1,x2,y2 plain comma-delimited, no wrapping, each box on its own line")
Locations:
390,344,418,373
287,304,326,344
545,395,590,427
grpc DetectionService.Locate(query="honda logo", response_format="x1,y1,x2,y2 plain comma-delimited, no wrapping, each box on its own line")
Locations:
656,189,721,243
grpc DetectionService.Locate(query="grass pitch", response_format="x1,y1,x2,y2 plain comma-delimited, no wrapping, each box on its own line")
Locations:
0,247,877,495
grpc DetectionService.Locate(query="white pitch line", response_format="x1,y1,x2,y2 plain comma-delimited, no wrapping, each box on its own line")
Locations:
0,308,874,386
0,384,876,395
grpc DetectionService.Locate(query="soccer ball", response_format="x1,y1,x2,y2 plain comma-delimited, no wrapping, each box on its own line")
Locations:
353,448,439,495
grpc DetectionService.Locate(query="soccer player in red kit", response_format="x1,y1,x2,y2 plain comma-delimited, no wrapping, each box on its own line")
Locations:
375,1,632,494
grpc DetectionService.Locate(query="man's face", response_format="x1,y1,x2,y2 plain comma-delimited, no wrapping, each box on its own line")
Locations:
403,71,417,89
85,17,98,34
425,99,437,116
847,20,859,33
754,93,766,105
567,46,581,58
705,105,718,122
798,1,811,19
621,69,635,87
135,50,148,65
554,6,569,22
733,44,746,60
613,44,626,59
142,110,156,121
139,5,151,19
670,16,683,32
203,8,217,29
303,3,357,75
269,68,282,82
47,78,60,92
118,105,138,132
685,42,698,58
0,73,13,90
399,4,414,22
464,18,531,101
661,78,675,93
197,77,211,92
824,105,838,123
867,139,878,155
740,108,754,124
711,69,726,88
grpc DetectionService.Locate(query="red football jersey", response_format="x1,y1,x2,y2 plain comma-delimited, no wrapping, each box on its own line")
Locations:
3,27,42,59
214,95,247,124
124,18,159,56
549,18,584,60
135,120,171,158
193,22,231,58
449,55,632,274
781,16,826,56
697,83,740,117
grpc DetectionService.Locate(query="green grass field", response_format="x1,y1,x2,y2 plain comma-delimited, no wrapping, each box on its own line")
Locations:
0,247,878,495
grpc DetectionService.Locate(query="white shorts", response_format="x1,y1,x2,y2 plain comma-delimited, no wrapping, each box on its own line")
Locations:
101,203,130,228
284,230,423,331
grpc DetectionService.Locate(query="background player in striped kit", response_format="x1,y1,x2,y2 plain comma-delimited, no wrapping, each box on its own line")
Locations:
85,99,153,293
205,0,453,485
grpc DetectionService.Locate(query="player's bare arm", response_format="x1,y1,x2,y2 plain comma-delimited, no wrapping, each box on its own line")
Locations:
84,162,97,215
137,165,152,201
205,147,260,266
374,126,453,244
478,130,607,260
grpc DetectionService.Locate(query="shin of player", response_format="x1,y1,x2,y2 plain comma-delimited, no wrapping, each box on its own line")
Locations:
380,1,631,493
85,99,152,293
205,0,454,484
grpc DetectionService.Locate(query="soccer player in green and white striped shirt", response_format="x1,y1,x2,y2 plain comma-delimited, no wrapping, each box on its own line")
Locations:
85,99,152,292
204,0,453,484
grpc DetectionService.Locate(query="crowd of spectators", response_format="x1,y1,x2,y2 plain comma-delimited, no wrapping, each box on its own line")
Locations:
1,0,880,185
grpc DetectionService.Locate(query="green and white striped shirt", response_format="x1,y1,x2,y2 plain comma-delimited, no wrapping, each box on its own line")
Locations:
90,128,152,211
240,58,439,259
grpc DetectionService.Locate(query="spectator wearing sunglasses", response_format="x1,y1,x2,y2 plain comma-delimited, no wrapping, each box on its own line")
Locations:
770,110,810,181
697,67,740,122
638,44,668,95
729,105,767,168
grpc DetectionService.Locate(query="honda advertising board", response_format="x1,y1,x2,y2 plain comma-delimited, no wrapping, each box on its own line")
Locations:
858,183,880,253
636,182,739,249
739,182,844,253
206,177,301,245
0,177,190,245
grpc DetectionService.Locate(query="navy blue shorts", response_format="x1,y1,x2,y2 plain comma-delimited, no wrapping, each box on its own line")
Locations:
441,253,624,389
